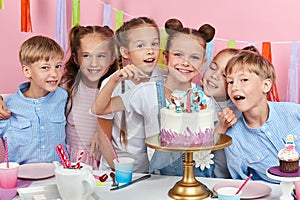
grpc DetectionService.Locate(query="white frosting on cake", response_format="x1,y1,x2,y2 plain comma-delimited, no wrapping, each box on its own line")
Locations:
278,148,299,161
161,108,214,133
160,107,214,147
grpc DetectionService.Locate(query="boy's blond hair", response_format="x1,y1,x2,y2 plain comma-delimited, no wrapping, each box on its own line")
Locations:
225,50,276,93
19,35,64,66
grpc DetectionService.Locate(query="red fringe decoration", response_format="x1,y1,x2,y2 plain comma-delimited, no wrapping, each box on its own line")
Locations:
262,42,280,102
21,0,32,32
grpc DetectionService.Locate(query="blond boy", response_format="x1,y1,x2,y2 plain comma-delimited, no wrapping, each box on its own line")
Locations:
224,50,300,183
0,35,68,164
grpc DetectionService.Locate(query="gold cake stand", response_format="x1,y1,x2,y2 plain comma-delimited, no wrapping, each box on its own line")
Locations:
145,134,232,200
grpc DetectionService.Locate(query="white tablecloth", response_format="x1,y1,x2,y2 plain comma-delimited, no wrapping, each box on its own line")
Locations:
14,173,281,200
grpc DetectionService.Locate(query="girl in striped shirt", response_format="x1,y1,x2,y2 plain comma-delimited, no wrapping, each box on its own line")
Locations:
61,25,117,169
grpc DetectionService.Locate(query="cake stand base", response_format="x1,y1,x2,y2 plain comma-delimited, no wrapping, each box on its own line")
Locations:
279,182,294,200
266,167,300,200
168,152,209,200
145,134,232,200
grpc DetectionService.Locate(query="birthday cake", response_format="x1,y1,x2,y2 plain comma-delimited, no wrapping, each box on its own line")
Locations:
278,134,299,173
160,88,214,147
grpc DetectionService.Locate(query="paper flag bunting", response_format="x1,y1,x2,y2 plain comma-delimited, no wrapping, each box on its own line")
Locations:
228,40,236,48
21,0,32,32
261,42,280,102
203,39,214,73
286,42,299,103
158,28,167,70
0,0,4,10
262,42,272,62
103,3,112,27
247,42,256,47
55,0,67,52
72,0,80,27
115,10,123,31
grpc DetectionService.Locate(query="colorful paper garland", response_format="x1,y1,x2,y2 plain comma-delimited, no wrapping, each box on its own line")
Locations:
115,10,123,31
262,42,280,102
0,0,4,10
287,42,299,103
72,0,80,27
103,3,112,27
228,40,236,48
55,0,67,52
21,0,32,32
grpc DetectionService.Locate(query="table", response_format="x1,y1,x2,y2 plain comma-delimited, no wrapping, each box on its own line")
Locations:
14,173,281,200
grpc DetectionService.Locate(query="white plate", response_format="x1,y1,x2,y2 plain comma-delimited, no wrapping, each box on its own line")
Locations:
213,180,272,199
18,163,55,180
17,184,61,200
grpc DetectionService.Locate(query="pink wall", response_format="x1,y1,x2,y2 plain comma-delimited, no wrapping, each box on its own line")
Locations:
1,0,299,102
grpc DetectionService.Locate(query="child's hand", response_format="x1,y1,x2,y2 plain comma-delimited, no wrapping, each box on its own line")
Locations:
0,100,11,120
216,107,237,134
89,132,101,159
113,64,148,82
219,107,237,126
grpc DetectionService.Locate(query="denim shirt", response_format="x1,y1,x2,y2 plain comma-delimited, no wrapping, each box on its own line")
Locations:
0,82,68,164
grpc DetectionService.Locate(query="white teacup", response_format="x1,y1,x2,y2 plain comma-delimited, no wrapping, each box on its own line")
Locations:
55,163,95,200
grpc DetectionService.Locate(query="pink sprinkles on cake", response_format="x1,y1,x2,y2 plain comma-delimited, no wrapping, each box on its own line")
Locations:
161,127,214,147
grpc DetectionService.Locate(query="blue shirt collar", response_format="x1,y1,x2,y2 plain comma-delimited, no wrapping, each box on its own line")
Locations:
17,82,55,103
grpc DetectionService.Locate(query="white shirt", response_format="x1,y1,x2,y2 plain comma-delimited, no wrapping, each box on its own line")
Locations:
99,67,166,173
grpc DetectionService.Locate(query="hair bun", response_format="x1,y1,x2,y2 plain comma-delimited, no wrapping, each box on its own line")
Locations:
242,45,260,54
198,24,215,43
165,18,183,35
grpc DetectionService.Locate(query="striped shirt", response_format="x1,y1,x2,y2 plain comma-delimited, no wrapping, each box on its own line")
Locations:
225,101,300,183
65,80,100,168
0,82,68,164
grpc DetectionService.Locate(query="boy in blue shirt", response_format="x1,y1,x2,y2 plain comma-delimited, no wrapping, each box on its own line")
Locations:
224,50,300,183
0,35,68,164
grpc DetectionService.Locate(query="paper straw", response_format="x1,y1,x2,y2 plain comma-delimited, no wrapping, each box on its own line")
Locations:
74,150,84,169
56,145,67,168
59,144,71,168
55,144,71,168
236,174,253,194
104,134,119,162
4,137,9,168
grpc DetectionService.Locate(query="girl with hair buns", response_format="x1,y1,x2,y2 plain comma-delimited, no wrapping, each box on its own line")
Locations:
94,17,166,173
93,18,223,176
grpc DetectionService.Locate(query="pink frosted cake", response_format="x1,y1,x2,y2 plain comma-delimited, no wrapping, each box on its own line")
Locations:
278,134,299,173
160,88,214,147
